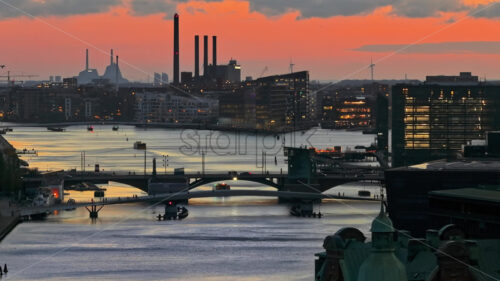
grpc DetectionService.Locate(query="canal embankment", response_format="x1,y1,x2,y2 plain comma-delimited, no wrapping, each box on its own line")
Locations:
0,199,20,242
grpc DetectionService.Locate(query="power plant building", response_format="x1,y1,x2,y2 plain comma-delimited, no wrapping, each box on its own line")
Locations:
76,49,128,85
77,49,99,85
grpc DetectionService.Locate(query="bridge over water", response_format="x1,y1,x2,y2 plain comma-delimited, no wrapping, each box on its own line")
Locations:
17,189,379,217
22,170,384,193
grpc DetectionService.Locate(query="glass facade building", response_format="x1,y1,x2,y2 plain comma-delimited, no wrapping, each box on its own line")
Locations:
392,83,500,167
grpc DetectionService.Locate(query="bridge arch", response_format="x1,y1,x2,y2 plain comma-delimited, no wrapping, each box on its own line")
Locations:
188,176,281,190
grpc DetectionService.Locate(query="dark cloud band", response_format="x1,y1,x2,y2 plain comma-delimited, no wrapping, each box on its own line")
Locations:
0,0,498,19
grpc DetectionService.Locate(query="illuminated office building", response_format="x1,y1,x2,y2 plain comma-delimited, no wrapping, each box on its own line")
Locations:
392,75,500,167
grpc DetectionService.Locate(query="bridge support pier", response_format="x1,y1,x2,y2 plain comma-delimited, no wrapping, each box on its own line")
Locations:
278,183,322,204
85,205,103,218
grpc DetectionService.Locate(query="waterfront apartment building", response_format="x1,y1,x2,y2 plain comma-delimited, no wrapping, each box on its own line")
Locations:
216,71,313,132
392,74,500,167
320,96,372,129
254,71,312,131
218,89,256,129
134,91,218,124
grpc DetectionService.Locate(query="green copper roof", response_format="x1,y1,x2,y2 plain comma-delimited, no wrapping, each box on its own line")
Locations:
371,201,394,233
357,252,407,281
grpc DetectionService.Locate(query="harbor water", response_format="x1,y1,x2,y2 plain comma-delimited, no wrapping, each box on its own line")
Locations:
1,125,381,280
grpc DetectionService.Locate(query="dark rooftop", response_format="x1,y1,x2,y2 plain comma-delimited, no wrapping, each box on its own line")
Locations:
390,158,500,172
429,188,500,204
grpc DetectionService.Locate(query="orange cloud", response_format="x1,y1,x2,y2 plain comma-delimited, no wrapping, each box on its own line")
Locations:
1,0,500,82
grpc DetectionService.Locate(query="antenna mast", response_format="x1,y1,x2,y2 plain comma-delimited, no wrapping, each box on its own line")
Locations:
369,57,375,83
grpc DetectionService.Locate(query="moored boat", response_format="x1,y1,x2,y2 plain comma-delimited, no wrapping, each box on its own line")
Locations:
213,182,230,191
133,141,146,150
47,127,65,132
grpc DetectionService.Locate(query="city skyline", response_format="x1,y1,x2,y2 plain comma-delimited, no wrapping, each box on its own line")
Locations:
2,0,500,81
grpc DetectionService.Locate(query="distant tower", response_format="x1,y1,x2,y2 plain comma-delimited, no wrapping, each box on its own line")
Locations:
369,57,375,82
161,73,169,85
212,35,217,66
194,35,200,78
154,72,161,86
115,55,119,86
203,35,208,77
85,49,89,71
173,13,180,85
289,59,295,73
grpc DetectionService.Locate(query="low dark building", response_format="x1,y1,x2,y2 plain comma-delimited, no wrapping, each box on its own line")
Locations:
386,158,500,237
428,188,500,239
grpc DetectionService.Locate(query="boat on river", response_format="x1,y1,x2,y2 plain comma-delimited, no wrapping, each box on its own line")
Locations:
213,182,230,191
47,127,65,132
134,141,146,150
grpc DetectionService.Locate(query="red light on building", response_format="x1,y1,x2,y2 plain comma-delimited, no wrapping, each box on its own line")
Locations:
51,188,60,199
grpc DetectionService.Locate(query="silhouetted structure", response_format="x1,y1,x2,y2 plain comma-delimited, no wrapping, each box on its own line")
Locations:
203,35,208,77
194,35,200,78
173,13,180,85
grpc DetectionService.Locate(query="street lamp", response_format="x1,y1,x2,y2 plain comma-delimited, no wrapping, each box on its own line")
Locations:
162,154,169,174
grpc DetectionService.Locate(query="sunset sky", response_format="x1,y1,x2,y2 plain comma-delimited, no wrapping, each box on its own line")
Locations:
2,0,500,82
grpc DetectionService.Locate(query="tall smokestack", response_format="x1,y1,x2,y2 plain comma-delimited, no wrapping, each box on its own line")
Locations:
115,55,119,85
173,13,180,85
194,35,199,78
110,49,114,65
85,49,89,70
212,36,217,66
203,35,208,76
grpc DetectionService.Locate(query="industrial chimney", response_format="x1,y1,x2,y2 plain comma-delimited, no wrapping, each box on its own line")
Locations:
173,13,180,85
85,49,89,71
194,35,199,78
203,35,208,77
212,36,217,66
115,55,119,85
110,49,114,65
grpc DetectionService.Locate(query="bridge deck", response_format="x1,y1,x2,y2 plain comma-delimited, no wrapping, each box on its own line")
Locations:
17,190,379,216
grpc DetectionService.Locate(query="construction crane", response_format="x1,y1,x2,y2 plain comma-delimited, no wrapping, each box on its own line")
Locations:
369,57,375,82
259,66,268,78
0,71,38,86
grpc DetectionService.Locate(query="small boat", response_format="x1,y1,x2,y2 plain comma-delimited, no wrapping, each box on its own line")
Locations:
290,204,322,218
94,190,105,198
47,127,65,132
112,125,119,131
290,205,303,217
66,199,76,211
133,141,146,150
213,182,230,191
87,125,94,131
158,205,189,221
177,206,189,220
358,190,371,197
